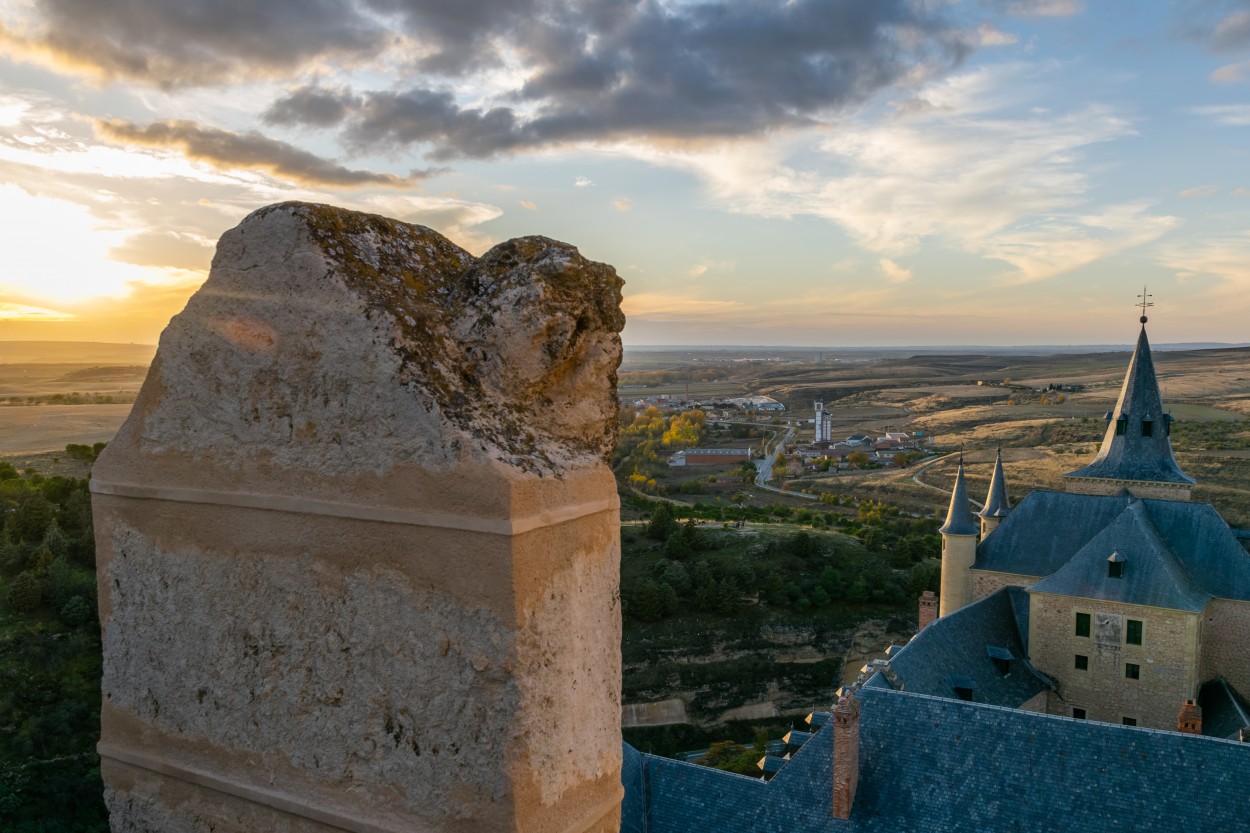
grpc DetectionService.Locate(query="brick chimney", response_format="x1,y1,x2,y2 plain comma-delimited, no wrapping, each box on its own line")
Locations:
1177,698,1202,735
832,690,860,820
918,590,937,631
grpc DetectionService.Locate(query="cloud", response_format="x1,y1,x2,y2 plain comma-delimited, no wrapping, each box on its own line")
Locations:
618,64,1175,283
0,0,387,87
1211,8,1250,52
1192,104,1250,125
574,176,593,187
1178,185,1220,198
1233,187,1250,196
978,202,1180,283
613,198,632,212
1211,59,1250,83
977,24,1019,46
94,119,420,188
0,301,75,321
879,258,913,284
263,85,361,128
258,1,974,158
1158,232,1250,300
519,199,538,211
107,230,216,271
990,0,1083,17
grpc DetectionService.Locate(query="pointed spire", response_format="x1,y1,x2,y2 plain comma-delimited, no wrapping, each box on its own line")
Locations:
978,448,1011,519
1064,320,1194,489
939,456,979,536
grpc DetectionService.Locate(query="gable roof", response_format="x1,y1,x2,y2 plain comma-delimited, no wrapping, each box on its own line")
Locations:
1064,325,1194,487
1029,501,1211,611
865,587,1050,708
973,490,1250,602
623,686,1250,833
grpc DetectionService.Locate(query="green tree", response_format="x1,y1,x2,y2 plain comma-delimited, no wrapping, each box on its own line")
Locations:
847,450,870,468
645,503,680,541
5,490,53,544
7,571,43,614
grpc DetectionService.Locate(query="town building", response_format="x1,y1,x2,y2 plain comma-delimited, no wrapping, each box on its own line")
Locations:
622,316,1250,831
813,400,833,443
668,447,754,466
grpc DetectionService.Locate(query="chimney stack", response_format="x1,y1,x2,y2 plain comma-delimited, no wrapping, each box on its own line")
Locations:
1177,699,1203,735
832,690,860,820
918,590,937,631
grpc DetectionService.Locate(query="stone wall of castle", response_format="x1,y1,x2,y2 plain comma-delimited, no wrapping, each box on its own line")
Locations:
971,570,1039,602
1199,597,1250,698
1062,476,1192,501
1028,591,1200,729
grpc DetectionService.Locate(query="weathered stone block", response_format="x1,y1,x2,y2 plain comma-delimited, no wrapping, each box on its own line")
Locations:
92,203,625,833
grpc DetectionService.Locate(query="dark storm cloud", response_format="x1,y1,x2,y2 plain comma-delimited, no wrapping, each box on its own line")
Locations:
94,119,422,188
292,0,971,159
7,0,386,86
263,86,363,129
16,0,974,157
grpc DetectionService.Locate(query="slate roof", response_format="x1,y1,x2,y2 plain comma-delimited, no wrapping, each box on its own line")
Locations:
1064,326,1194,486
1199,678,1250,741
973,490,1250,601
623,686,1250,833
977,448,1011,520
1029,501,1211,611
863,587,1050,708
939,460,979,536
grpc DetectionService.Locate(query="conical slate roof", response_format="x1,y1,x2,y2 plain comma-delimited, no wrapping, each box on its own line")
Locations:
1064,324,1194,486
939,458,979,536
977,449,1010,520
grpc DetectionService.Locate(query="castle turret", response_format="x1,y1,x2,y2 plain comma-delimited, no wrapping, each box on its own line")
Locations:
976,447,1011,537
938,455,979,617
1063,311,1194,500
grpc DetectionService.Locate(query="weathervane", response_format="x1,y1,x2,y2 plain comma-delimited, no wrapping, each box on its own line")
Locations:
1137,285,1153,324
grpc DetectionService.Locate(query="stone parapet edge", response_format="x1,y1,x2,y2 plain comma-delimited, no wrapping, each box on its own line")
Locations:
100,742,624,833
91,480,618,536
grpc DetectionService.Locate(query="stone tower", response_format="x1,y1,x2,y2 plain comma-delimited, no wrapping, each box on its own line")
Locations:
91,203,626,833
938,456,978,617
976,448,1011,537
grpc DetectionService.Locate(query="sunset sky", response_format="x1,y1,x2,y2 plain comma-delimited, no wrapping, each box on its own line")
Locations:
0,0,1247,346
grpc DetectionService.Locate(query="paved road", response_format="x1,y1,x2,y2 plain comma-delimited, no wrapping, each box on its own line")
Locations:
753,424,819,501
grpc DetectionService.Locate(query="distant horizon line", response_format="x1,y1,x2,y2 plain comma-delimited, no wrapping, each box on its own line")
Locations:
4,339,1250,353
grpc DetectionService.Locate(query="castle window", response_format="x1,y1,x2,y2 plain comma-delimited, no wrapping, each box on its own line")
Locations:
1073,708,1086,720
1107,549,1126,578
987,645,1013,676
1075,612,1091,637
1126,619,1142,646
1141,419,1153,437
1075,654,1088,671
1122,717,1137,726
1115,416,1127,436
1125,663,1140,680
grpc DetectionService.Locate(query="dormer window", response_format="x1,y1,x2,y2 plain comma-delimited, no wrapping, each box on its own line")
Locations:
1108,549,1126,579
1141,416,1153,437
1115,415,1127,436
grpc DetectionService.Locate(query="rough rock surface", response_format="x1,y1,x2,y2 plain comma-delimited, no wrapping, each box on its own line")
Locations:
93,203,626,833
136,202,624,476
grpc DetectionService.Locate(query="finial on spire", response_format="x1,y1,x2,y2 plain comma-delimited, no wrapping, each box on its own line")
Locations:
1137,285,1152,325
